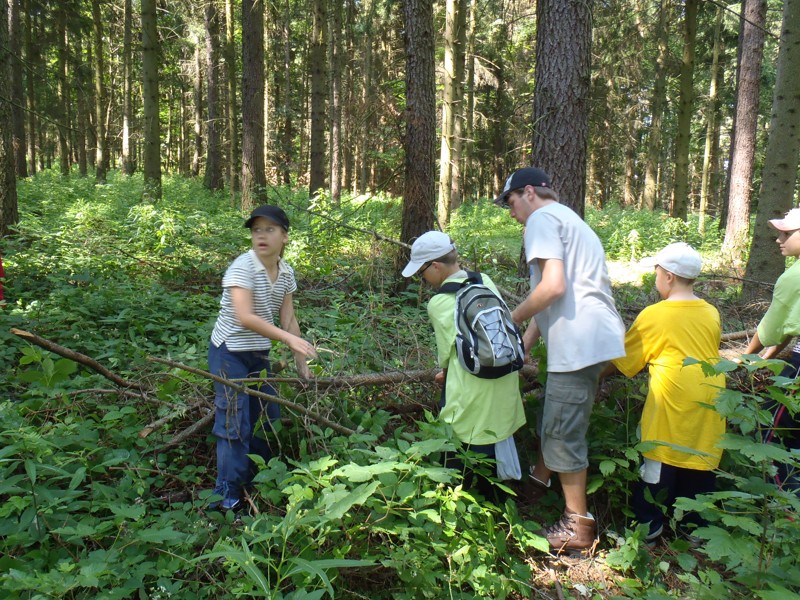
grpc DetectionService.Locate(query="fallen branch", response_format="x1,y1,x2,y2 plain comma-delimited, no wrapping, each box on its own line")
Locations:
139,400,208,439
11,328,143,390
160,411,213,449
148,356,356,437
721,328,756,342
232,364,540,388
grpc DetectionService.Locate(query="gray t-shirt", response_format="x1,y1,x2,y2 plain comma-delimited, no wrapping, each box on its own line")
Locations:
524,202,625,372
210,250,298,351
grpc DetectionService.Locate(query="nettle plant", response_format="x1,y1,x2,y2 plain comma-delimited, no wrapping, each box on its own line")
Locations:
669,356,800,597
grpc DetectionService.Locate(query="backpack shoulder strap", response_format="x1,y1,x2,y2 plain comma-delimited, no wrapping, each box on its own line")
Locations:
435,271,483,295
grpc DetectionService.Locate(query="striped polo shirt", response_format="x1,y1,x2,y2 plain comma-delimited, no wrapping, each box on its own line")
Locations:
210,250,298,351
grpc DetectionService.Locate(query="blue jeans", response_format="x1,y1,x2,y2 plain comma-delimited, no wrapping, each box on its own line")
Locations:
208,342,280,505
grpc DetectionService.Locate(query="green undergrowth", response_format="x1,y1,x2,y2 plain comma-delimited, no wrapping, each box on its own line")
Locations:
1,171,796,598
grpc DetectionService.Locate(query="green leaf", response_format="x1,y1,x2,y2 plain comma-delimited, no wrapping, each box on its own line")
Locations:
321,481,380,522
136,526,186,544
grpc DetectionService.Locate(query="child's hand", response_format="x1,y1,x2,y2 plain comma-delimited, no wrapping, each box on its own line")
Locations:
434,370,445,386
296,360,312,379
287,334,318,359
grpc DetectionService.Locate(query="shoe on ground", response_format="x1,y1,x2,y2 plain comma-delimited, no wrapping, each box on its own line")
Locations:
644,523,664,547
207,497,242,512
540,510,597,554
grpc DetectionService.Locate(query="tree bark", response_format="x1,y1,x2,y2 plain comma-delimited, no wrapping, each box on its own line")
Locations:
671,0,698,220
642,0,668,211
723,0,767,261
8,0,26,178
699,6,724,234
329,0,343,202
400,0,436,252
743,0,800,296
204,0,224,190
141,0,162,200
56,7,70,176
191,42,203,178
122,0,135,175
1,0,19,237
91,0,107,182
24,0,35,176
309,0,328,196
241,0,267,210
224,0,239,195
531,0,593,215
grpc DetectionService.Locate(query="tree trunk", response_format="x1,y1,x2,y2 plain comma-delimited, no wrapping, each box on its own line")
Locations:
204,0,224,190
671,0,698,220
699,6,723,234
9,0,26,178
400,0,436,254
225,0,239,196
449,0,467,213
642,0,668,211
743,0,800,296
723,0,766,261
1,0,19,237
91,0,107,182
531,0,593,215
463,0,477,201
24,0,35,176
241,0,267,210
309,0,328,196
75,38,88,177
192,42,203,178
329,0,343,202
122,0,135,175
56,8,70,176
141,0,162,200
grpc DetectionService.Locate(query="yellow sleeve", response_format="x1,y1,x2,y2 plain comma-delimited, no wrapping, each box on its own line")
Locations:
612,306,657,377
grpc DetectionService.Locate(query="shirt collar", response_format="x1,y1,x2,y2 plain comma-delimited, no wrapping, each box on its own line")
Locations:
247,249,290,275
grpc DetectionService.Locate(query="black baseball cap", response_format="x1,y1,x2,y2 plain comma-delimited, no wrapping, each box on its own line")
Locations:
244,205,290,231
493,167,552,207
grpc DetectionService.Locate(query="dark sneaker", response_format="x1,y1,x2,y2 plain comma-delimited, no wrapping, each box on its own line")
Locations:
645,523,664,547
540,510,597,554
207,497,242,512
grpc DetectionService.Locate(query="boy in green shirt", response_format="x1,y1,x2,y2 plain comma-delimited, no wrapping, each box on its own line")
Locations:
402,231,526,497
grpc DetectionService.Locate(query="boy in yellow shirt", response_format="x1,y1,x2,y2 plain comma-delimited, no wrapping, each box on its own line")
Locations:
611,243,725,541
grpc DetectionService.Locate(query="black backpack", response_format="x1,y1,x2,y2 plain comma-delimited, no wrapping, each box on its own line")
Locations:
437,271,525,379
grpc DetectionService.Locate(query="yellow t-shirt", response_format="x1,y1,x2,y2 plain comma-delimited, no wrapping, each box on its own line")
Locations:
612,299,725,470
427,272,526,445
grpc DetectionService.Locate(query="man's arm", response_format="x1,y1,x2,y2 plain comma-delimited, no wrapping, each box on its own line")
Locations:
511,257,566,326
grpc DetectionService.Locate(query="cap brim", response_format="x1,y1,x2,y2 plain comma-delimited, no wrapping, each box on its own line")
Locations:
493,192,510,208
639,256,658,268
401,260,425,278
768,219,797,231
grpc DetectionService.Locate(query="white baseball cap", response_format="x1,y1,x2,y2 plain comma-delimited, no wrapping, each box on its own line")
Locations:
768,208,800,232
640,242,702,279
401,231,456,277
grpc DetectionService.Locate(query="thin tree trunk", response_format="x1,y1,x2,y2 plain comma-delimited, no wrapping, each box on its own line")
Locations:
225,0,239,196
241,0,267,210
463,0,477,201
141,0,162,200
699,6,723,234
723,0,766,261
1,0,19,237
24,0,35,176
400,0,436,251
75,38,88,177
192,43,203,178
329,0,343,202
122,0,135,175
204,0,224,190
309,0,328,195
743,0,800,296
56,8,70,176
671,0,698,220
438,0,459,227
642,0,668,211
91,0,107,182
9,0,26,178
531,0,593,215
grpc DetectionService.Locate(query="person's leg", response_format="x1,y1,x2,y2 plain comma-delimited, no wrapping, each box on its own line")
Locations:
538,363,605,552
674,466,715,533
209,343,253,508
243,350,279,482
632,461,676,539
766,353,800,492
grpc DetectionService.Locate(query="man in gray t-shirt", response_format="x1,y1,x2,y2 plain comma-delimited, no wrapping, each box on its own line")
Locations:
496,167,625,553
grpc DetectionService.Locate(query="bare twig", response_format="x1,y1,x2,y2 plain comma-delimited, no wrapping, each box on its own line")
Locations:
11,328,144,390
148,356,356,437
721,328,756,342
